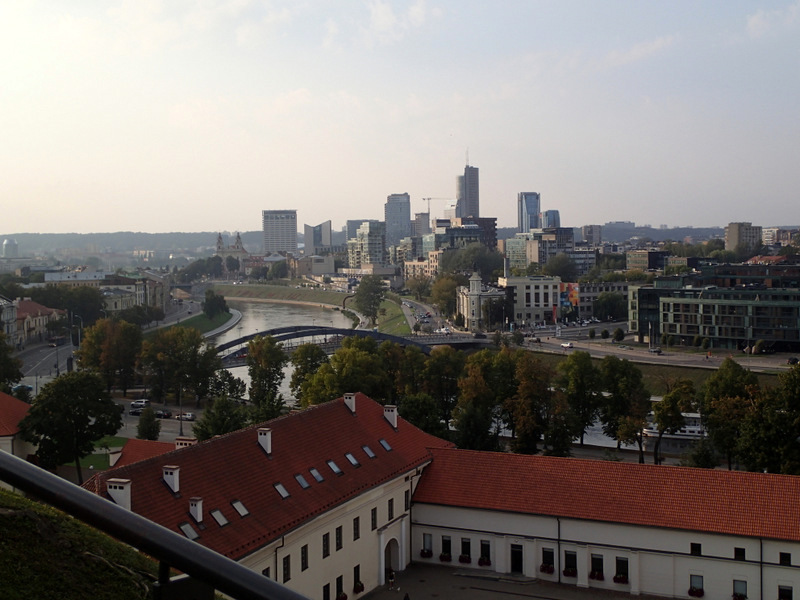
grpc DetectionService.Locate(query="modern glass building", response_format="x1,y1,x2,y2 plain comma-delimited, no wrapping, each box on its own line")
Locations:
517,192,541,232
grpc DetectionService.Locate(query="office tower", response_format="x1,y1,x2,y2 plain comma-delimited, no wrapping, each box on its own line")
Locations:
517,193,541,232
582,225,602,245
262,210,297,254
346,219,380,241
456,164,479,218
541,209,561,228
303,220,332,255
725,222,763,252
412,212,431,237
384,193,412,247
347,221,387,268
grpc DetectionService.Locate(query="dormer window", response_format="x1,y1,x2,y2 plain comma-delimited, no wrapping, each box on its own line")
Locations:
231,500,249,517
362,445,376,458
379,439,392,452
345,452,360,467
274,483,290,499
327,460,343,475
179,522,199,540
295,474,311,489
211,509,229,527
310,467,324,482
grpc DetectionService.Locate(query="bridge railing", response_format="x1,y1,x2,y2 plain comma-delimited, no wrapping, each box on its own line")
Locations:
0,450,311,600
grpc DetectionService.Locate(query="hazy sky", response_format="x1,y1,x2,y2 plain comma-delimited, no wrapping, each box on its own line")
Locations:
3,1,798,234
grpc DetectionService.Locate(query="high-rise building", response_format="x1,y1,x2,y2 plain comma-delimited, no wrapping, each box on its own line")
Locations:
384,193,412,247
262,210,297,254
541,209,561,228
412,212,431,237
725,222,763,252
303,220,332,255
517,193,541,232
346,219,380,241
456,165,479,218
582,225,602,245
347,221,387,268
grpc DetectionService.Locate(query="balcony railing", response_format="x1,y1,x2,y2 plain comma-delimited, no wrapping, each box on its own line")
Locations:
0,450,311,600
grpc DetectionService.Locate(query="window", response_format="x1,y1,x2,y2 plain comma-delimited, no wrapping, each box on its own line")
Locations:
690,543,702,556
336,526,343,551
301,545,308,571
336,575,343,597
371,507,377,530
353,516,360,541
327,459,343,475
405,489,410,511
423,533,433,553
781,552,792,566
274,483,290,499
231,500,249,517
461,538,471,560
322,583,330,600
310,467,324,482
210,509,229,526
733,580,747,598
480,540,490,560
442,536,451,557
690,574,703,593
542,548,554,567
354,565,361,587
295,473,310,489
779,585,793,600
261,567,270,578
564,550,577,571
322,533,330,558
179,522,199,540
282,555,291,583
379,439,392,451
362,445,376,458
345,452,360,467
734,547,746,561
591,554,603,579
616,557,629,579
388,498,394,520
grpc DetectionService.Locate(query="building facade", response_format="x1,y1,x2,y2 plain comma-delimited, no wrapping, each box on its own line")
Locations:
457,165,479,218
498,275,562,327
347,221,387,268
263,210,298,254
540,209,561,228
725,222,763,252
384,194,412,248
303,221,333,256
517,192,541,232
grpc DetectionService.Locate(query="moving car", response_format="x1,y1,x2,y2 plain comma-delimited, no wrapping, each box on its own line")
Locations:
177,413,196,421
649,348,663,354
155,409,173,419
560,342,573,349
131,399,150,409
129,407,143,416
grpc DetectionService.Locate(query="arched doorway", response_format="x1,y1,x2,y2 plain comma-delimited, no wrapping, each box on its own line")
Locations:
383,537,401,579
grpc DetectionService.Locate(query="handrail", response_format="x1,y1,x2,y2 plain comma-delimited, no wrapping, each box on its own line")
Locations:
0,450,310,600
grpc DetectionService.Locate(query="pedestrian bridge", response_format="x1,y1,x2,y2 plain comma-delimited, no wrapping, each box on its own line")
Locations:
216,326,478,367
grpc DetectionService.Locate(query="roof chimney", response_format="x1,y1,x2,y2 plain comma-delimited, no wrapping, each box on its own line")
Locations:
384,405,398,429
175,436,197,449
189,497,203,523
344,393,356,413
258,428,272,455
163,465,180,493
106,478,131,511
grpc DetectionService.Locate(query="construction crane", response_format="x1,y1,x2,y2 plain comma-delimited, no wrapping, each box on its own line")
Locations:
421,197,454,214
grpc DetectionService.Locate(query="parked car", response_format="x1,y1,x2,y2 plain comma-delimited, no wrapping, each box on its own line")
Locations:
155,409,173,419
177,413,196,421
129,407,143,416
788,357,799,365
472,332,487,339
649,348,663,354
131,399,150,409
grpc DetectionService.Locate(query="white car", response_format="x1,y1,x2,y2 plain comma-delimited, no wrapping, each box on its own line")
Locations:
560,342,574,349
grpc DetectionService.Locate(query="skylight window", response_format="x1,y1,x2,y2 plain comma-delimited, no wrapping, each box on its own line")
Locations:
295,473,311,489
231,500,249,517
179,522,199,540
327,459,343,475
210,509,229,527
274,483,290,499
310,467,324,482
362,445,376,458
379,439,393,451
345,452,360,467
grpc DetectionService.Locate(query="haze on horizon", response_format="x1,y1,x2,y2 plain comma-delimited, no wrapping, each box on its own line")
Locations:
2,1,798,235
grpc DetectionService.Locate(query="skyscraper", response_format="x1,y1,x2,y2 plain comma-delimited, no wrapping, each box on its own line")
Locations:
262,210,297,254
303,220,332,255
456,164,479,218
541,209,561,228
384,193,412,247
517,192,541,232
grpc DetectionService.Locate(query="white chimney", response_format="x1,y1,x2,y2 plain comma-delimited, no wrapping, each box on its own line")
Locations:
175,436,197,449
384,405,398,429
189,497,203,523
163,465,180,493
344,393,356,413
258,428,272,455
106,478,131,511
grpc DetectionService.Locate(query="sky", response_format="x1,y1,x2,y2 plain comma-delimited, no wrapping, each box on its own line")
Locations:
2,1,799,235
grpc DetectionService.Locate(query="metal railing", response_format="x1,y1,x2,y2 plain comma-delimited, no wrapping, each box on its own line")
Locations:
0,450,311,600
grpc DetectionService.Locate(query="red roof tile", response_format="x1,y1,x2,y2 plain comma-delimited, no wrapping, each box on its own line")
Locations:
413,448,800,542
83,394,453,559
114,438,176,467
0,391,30,437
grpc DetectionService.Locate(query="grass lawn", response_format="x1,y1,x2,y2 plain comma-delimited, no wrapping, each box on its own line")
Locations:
377,299,411,336
144,310,231,338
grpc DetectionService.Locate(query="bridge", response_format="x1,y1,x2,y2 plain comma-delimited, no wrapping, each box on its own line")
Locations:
216,326,479,367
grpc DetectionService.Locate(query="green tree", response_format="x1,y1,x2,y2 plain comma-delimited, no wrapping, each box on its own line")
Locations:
202,289,228,319
247,335,289,413
399,392,448,438
556,351,601,445
452,360,498,451
601,329,610,339
612,328,625,342
19,371,121,484
77,318,142,395
507,353,552,454
290,343,329,403
421,345,465,425
438,243,504,281
353,275,384,326
225,255,240,275
207,370,247,401
542,253,577,281
136,406,161,441
193,395,248,441
0,331,23,394
268,260,288,280
593,292,627,321
599,356,651,461
652,379,695,464
429,276,460,318
406,275,432,301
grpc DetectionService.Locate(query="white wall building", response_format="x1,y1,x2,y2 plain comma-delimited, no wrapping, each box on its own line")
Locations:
263,210,298,254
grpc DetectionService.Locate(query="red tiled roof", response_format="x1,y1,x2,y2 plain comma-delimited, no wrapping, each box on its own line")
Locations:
83,394,453,559
413,448,800,542
15,299,62,319
114,438,176,467
0,391,30,437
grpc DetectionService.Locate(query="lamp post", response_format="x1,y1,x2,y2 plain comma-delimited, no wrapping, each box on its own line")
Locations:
73,313,83,349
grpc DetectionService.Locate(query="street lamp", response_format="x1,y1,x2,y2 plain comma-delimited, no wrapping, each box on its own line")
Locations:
73,313,83,349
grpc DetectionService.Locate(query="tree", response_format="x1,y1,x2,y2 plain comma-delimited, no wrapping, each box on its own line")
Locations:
290,343,329,403
438,243,504,281
421,345,465,425
136,406,161,441
612,328,625,342
599,356,651,461
268,260,288,280
225,255,240,275
652,379,695,464
593,292,627,321
193,395,248,441
507,352,552,454
399,392,449,439
542,253,577,282
247,335,289,413
406,275,432,301
452,360,498,451
207,370,247,401
0,331,23,394
19,371,121,484
79,318,143,395
203,289,228,319
556,351,601,445
429,276,460,318
353,275,384,326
